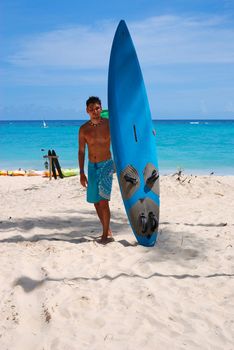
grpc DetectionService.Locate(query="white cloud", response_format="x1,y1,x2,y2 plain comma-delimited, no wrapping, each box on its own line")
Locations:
130,15,234,65
9,22,114,69
8,15,234,70
2,68,107,86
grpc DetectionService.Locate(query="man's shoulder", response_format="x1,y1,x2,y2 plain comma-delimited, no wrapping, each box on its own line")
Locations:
80,121,90,132
102,118,109,126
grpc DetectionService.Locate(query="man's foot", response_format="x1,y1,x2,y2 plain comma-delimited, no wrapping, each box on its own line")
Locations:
97,235,115,245
97,229,113,239
108,229,113,237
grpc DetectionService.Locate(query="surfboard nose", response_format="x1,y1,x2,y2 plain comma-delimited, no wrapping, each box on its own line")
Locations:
114,20,130,39
118,20,127,29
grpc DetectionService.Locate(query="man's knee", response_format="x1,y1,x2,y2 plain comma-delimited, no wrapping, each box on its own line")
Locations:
99,200,109,208
94,202,100,209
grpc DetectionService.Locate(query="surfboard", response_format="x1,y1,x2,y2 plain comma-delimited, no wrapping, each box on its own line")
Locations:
48,150,57,179
52,150,64,179
108,20,160,247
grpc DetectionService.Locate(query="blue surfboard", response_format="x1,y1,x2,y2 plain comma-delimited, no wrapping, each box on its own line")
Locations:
108,20,160,247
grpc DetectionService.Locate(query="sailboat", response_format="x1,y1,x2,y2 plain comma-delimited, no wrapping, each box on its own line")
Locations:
42,120,48,128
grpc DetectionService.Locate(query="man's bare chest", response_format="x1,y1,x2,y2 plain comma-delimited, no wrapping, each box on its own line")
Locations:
85,127,110,146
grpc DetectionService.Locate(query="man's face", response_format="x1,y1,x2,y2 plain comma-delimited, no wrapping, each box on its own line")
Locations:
86,103,102,120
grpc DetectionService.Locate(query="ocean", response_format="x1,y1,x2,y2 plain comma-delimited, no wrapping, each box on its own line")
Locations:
0,120,234,175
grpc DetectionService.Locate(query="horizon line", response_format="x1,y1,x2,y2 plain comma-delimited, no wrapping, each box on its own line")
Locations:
1,118,234,122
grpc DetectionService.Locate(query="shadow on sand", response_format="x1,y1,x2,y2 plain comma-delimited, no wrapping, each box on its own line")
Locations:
14,271,234,294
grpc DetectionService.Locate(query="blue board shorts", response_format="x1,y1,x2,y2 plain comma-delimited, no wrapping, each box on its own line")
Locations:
87,159,114,203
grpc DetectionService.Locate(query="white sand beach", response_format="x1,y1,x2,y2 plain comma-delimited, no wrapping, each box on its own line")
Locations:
0,174,233,349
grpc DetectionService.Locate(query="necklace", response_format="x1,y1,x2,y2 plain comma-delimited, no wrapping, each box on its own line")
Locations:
89,118,103,127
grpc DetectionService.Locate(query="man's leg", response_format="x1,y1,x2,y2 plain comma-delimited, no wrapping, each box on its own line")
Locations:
94,202,103,224
95,200,111,242
94,202,112,238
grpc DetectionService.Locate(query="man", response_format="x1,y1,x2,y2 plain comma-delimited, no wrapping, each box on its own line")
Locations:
78,96,114,244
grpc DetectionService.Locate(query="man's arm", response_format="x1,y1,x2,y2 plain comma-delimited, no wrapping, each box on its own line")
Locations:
78,127,88,188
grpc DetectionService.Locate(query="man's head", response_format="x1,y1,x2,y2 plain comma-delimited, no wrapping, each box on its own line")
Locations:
86,96,102,121
86,96,101,108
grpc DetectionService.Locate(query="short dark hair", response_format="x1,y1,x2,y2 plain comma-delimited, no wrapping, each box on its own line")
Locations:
86,96,101,107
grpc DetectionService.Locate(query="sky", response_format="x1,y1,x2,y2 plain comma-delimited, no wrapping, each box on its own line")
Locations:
1,0,234,120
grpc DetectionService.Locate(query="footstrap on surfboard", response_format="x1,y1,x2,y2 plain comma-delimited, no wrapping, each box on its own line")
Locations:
148,211,158,231
124,173,138,185
146,169,159,184
138,211,158,236
139,213,148,233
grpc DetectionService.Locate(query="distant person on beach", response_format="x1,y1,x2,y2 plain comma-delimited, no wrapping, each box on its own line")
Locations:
78,96,114,244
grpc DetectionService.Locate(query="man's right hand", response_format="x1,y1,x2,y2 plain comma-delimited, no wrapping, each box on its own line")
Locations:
80,173,88,188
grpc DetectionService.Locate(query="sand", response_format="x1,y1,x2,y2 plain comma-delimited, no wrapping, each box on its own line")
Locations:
0,173,233,349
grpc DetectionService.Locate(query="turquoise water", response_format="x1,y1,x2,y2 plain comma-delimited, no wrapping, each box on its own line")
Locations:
0,120,234,175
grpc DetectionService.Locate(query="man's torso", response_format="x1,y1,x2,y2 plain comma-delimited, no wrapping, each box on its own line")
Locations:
82,118,111,163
